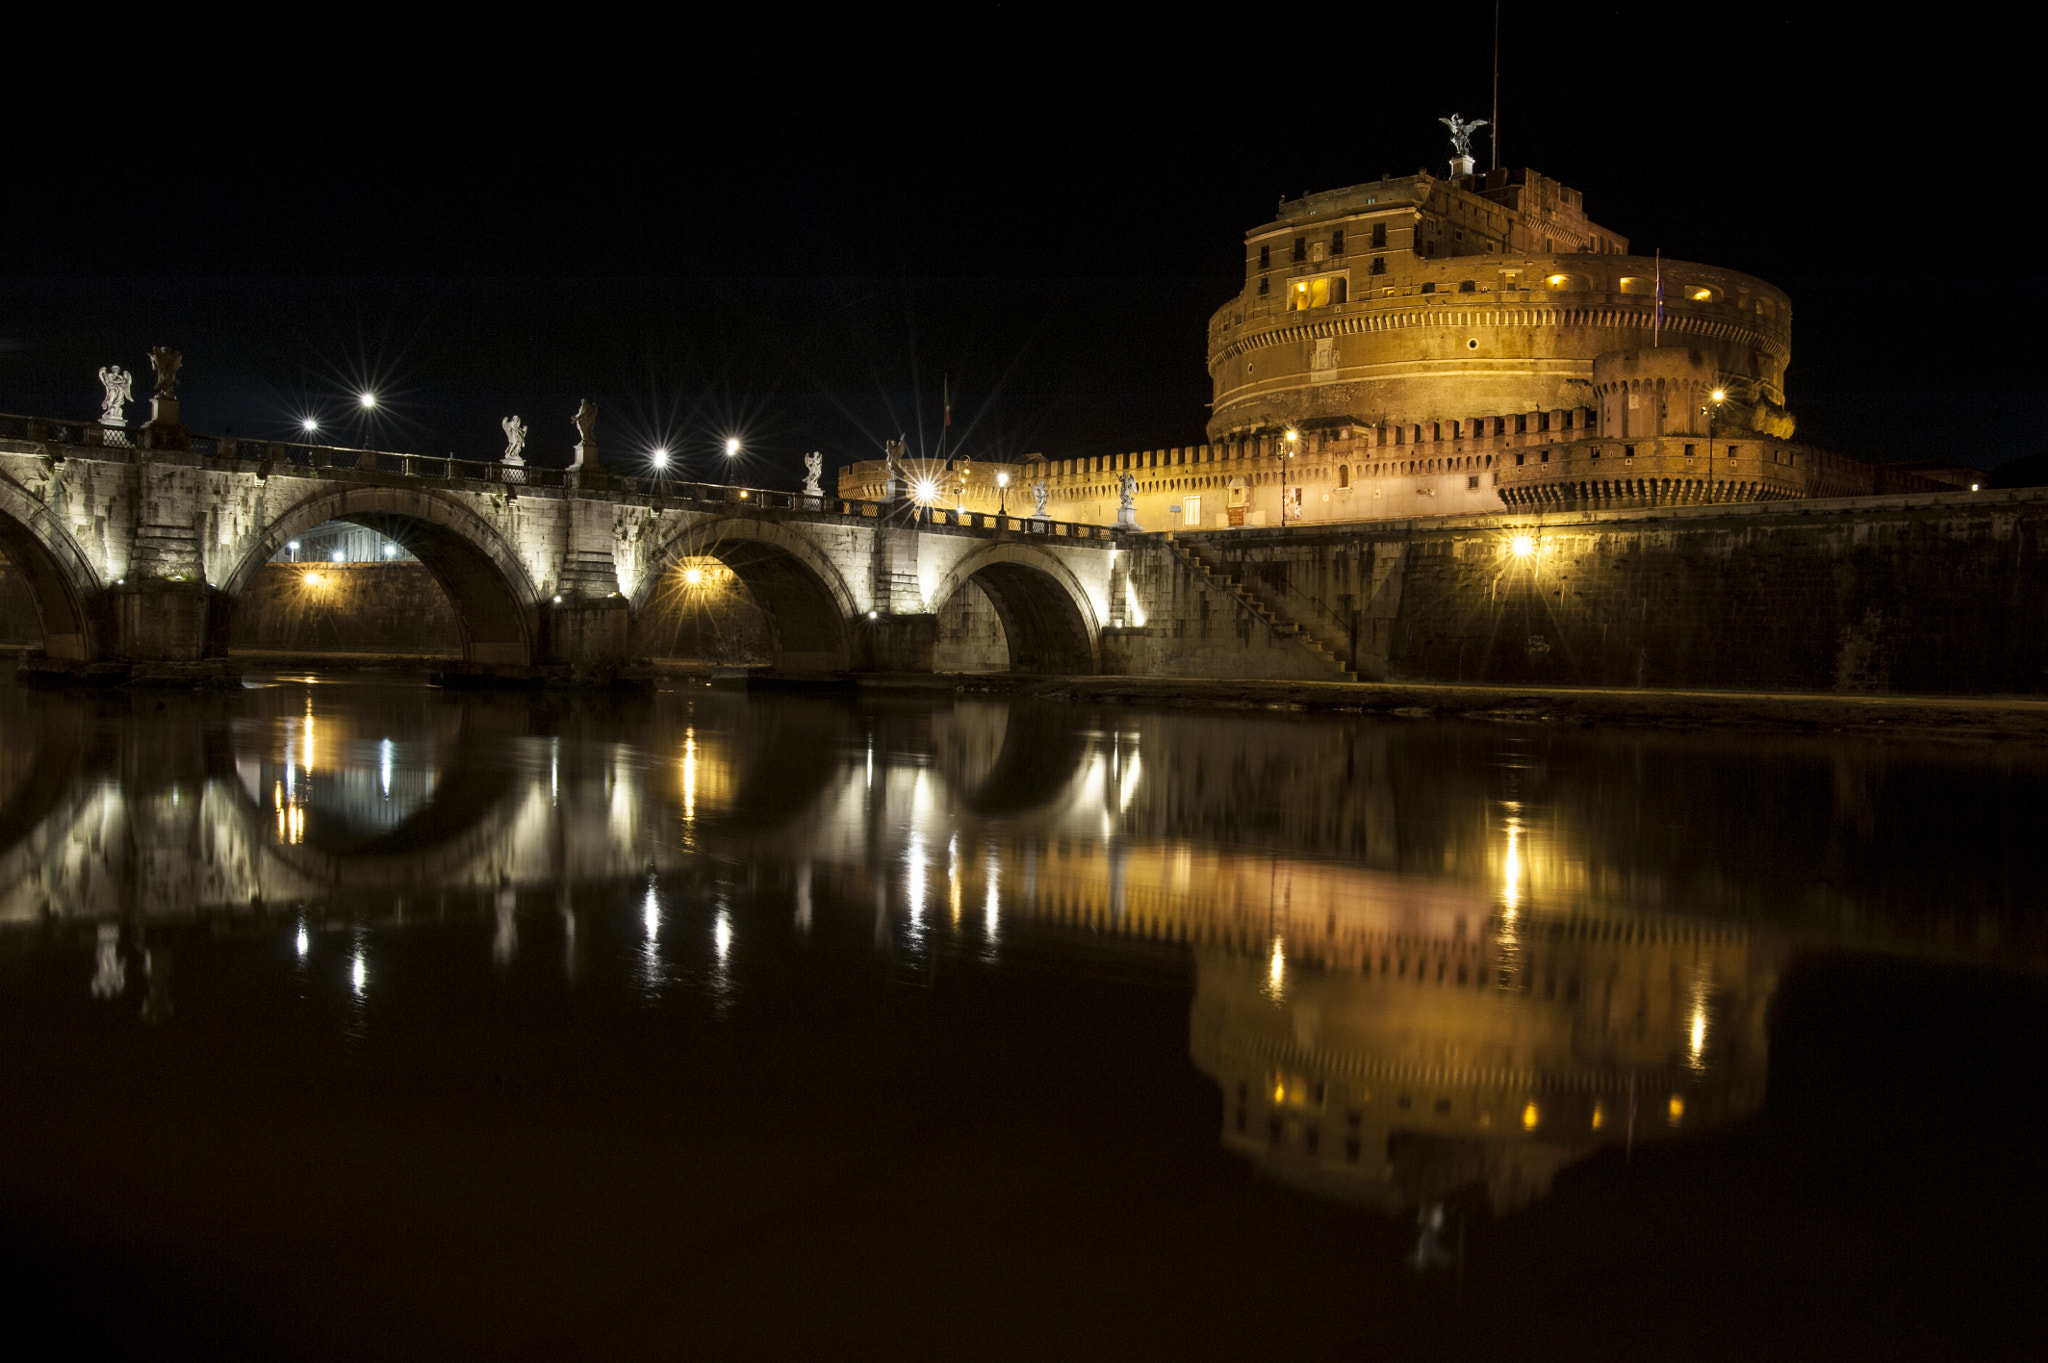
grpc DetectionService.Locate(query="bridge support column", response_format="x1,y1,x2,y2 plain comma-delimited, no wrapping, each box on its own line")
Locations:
110,581,218,662
546,600,630,670
859,614,937,672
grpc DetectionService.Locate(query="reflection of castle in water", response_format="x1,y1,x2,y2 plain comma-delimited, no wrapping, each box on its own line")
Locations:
2,687,2042,1217
1190,919,1778,1213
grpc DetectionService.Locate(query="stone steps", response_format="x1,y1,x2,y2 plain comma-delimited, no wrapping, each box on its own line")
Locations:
1167,541,1354,682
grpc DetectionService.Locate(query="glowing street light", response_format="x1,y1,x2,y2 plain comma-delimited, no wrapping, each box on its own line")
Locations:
301,417,319,435
997,471,1010,516
724,437,741,457
357,392,377,411
287,539,300,562
1704,387,1728,502
1510,533,1536,560
652,447,670,471
915,478,938,503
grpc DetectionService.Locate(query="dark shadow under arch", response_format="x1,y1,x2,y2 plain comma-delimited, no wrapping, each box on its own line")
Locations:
966,562,1094,674
0,503,96,661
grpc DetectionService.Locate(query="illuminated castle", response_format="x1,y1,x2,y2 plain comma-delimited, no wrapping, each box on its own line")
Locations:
843,130,1959,527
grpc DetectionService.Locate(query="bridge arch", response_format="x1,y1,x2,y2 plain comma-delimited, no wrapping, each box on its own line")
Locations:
0,474,101,660
927,542,1100,674
635,516,858,672
223,488,540,666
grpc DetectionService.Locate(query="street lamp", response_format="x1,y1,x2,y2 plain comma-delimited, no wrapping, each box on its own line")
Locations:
357,392,377,411
300,417,319,435
1283,429,1300,521
997,471,1010,516
287,539,300,562
652,446,670,472
724,437,741,458
1703,386,1726,504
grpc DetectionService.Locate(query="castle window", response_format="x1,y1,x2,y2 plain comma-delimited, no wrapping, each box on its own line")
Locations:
1726,445,1740,458
1338,464,1350,488
1331,229,1345,254
1258,277,1269,295
1292,237,1307,262
1420,281,1435,294
1516,452,1525,466
1459,280,1476,292
1371,222,1387,248
1467,475,1480,489
1370,256,1386,275
1259,244,1270,269
1684,444,1695,458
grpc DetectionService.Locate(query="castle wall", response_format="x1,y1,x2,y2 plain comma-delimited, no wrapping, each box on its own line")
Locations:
1159,488,2048,694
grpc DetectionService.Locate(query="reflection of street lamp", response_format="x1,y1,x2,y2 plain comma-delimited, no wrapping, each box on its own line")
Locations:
997,471,1010,516
1702,387,1726,503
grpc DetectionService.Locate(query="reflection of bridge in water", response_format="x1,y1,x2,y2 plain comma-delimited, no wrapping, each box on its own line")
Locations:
3,687,2042,1215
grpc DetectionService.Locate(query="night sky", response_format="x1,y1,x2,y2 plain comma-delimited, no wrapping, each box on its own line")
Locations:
6,12,2038,488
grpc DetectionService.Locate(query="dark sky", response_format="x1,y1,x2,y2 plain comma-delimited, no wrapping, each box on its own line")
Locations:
5,10,2039,485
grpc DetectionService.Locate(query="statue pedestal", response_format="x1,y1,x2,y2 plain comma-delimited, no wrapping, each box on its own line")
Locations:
1449,154,1476,179
1116,507,1140,531
142,396,189,451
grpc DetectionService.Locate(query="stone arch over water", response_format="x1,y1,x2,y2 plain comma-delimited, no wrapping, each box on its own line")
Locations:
635,517,857,672
0,475,101,660
223,488,539,666
927,542,1100,674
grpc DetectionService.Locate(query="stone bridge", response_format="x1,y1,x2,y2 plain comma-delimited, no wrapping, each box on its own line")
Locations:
0,411,1125,678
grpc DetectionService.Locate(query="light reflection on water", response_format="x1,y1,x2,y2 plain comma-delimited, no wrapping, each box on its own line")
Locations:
1,680,2046,1230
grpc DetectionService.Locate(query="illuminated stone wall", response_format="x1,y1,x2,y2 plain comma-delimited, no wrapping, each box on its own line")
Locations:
231,562,463,656
1167,487,2048,693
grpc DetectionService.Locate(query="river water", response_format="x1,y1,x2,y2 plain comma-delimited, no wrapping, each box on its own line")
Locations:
1,678,2043,1358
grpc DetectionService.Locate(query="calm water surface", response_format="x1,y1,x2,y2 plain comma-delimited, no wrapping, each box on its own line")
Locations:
1,679,2044,1358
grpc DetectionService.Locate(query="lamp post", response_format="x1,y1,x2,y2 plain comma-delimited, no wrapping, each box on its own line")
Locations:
997,471,1010,517
1283,429,1300,521
1702,387,1726,504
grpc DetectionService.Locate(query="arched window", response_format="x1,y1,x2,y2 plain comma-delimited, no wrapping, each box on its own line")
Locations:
1337,464,1350,489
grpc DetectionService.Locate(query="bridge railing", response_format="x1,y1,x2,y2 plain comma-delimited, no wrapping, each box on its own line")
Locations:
0,414,1119,537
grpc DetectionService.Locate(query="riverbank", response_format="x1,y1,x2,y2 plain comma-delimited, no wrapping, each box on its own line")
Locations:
852,672,2048,742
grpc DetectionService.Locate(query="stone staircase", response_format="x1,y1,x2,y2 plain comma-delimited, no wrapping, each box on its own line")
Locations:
1166,540,1355,681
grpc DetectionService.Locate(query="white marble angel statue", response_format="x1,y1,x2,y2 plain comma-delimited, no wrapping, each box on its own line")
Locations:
501,415,527,463
802,451,824,496
1116,470,1140,528
98,365,133,426
1030,480,1050,519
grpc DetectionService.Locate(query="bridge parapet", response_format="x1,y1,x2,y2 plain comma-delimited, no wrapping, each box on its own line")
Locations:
0,412,1124,682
